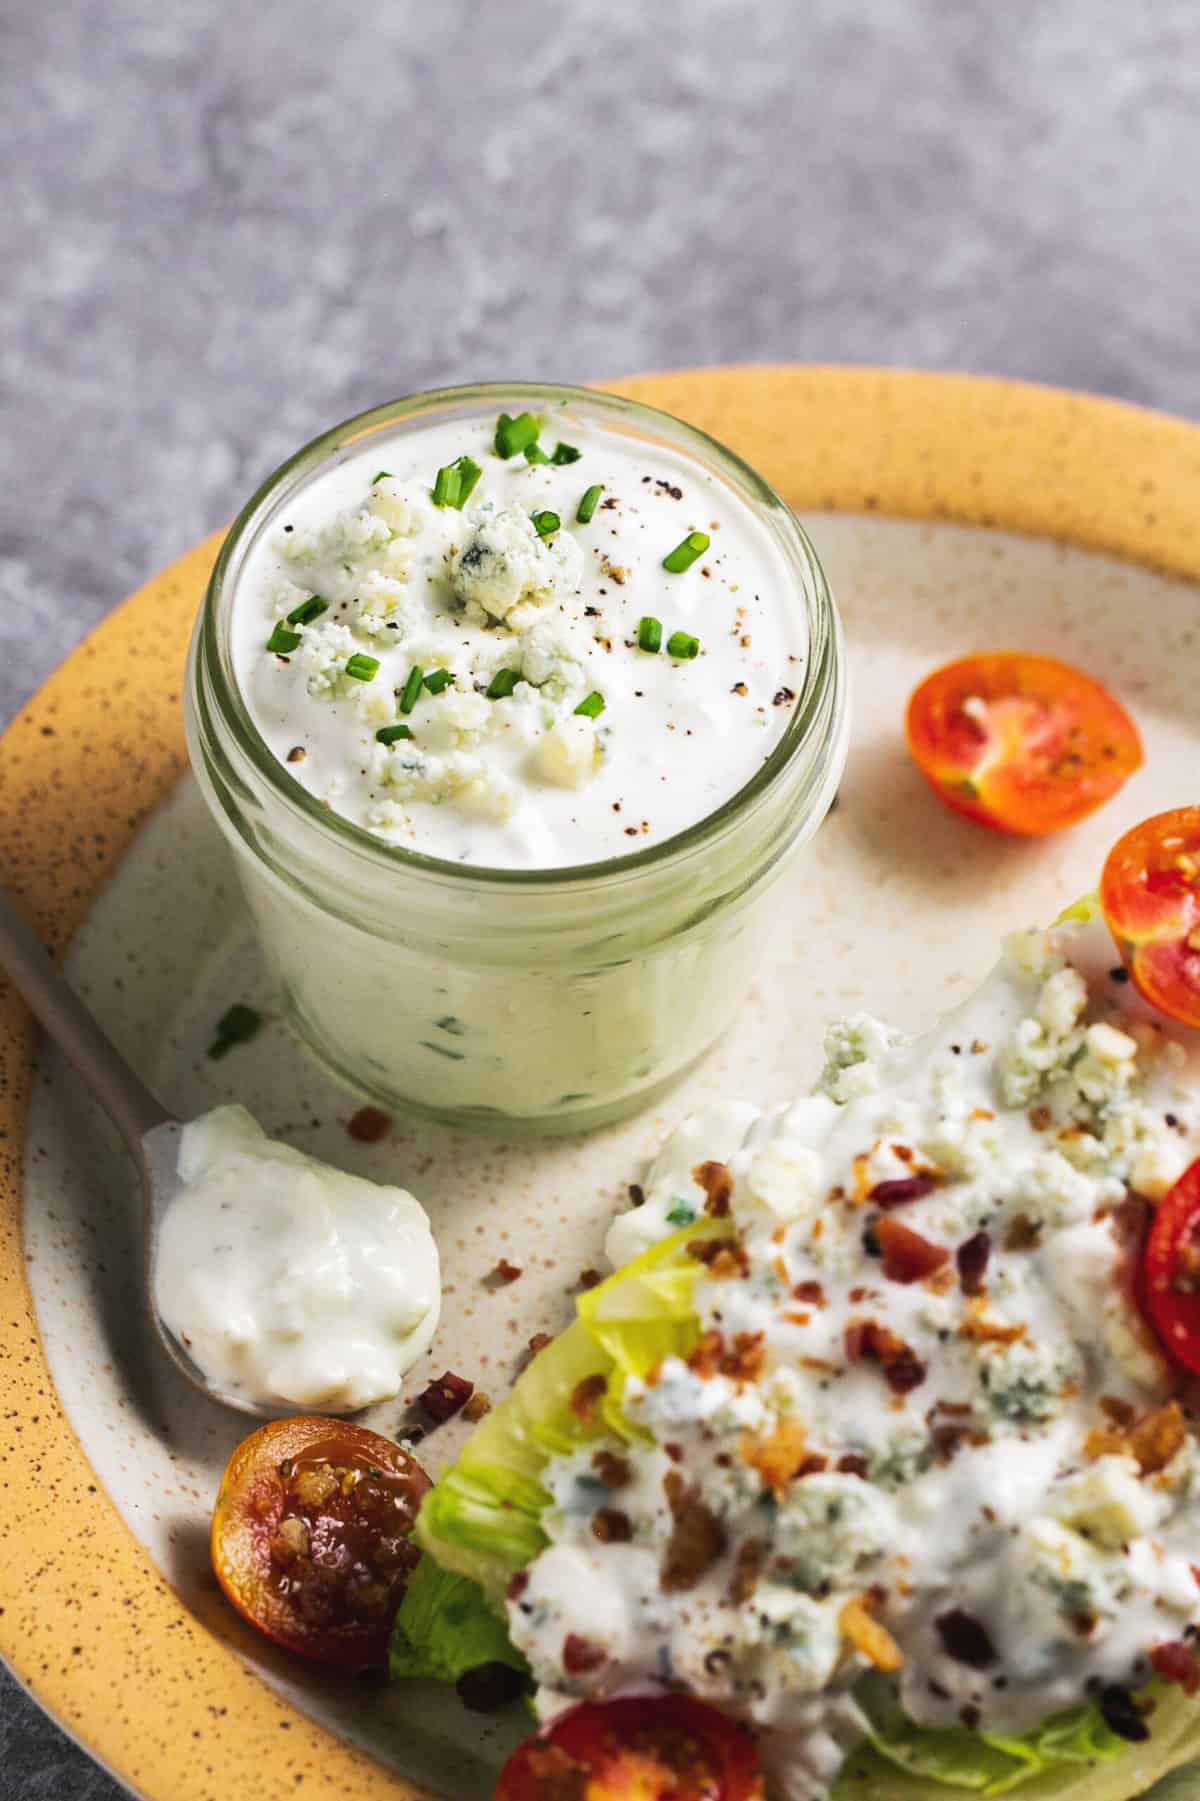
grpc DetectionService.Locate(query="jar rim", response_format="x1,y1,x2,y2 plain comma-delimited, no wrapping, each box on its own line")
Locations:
196,380,844,891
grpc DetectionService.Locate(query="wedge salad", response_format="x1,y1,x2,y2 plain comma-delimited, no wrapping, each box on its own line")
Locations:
392,895,1200,1800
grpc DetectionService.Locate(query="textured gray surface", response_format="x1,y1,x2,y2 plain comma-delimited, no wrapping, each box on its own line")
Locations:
4,0,1200,1793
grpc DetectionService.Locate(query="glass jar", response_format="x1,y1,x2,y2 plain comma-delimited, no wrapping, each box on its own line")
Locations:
185,383,848,1134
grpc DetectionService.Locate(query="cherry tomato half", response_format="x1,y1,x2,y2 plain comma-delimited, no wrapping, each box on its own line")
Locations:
1141,1158,1200,1374
1101,806,1200,1029
211,1416,430,1670
905,652,1142,836
494,1695,765,1801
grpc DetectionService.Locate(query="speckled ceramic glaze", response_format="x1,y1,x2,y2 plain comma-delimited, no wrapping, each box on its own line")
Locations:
3,369,1200,1801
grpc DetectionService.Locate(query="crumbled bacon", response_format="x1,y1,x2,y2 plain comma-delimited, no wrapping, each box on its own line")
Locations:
741,1418,809,1493
727,1538,766,1604
569,1374,607,1425
687,1238,750,1279
592,1450,631,1489
955,1230,991,1297
869,1174,938,1209
723,1330,767,1382
876,1216,951,1284
418,1370,474,1423
346,1105,391,1143
935,1609,996,1669
845,1320,927,1394
1004,1213,1043,1251
793,1279,827,1305
840,1595,904,1672
837,1453,869,1477
958,1304,1026,1346
591,1508,633,1544
1100,1395,1137,1427
661,1472,727,1592
489,1257,523,1285
562,1633,607,1676
693,1159,735,1218
1086,1400,1187,1474
687,1329,726,1379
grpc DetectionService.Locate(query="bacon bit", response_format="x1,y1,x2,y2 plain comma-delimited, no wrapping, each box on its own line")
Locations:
1150,1642,1200,1694
970,1107,995,1121
727,1538,766,1605
462,1392,492,1423
840,1595,904,1672
1100,1395,1137,1427
935,1609,997,1669
1029,1104,1053,1131
591,1508,633,1544
877,1217,951,1284
783,1310,812,1327
845,1319,927,1394
418,1370,474,1423
870,1174,938,1209
506,1571,529,1602
773,1255,791,1286
1110,1192,1152,1246
562,1634,607,1676
959,1302,1026,1346
687,1238,750,1280
661,1476,727,1592
1129,1401,1187,1474
489,1258,523,1285
723,1331,767,1383
848,1285,872,1303
742,1418,809,1494
800,1355,837,1373
663,1442,684,1463
576,1268,602,1291
693,1159,734,1218
687,1329,725,1379
955,1230,991,1296
570,1374,607,1424
592,1450,631,1489
522,1332,551,1368
346,1105,390,1143
1004,1213,1043,1251
793,1279,827,1305
837,1453,869,1478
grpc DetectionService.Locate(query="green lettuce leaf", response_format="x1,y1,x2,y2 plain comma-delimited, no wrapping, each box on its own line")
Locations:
413,1217,729,1596
389,1557,528,1686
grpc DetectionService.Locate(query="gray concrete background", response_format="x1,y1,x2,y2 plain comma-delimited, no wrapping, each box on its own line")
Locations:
3,0,1200,1792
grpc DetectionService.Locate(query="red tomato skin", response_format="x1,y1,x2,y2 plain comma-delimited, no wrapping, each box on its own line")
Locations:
1101,807,1200,1029
906,652,1142,838
494,1695,765,1801
1141,1160,1200,1375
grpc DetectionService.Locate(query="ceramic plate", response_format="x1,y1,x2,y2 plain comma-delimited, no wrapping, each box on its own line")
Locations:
3,368,1200,1801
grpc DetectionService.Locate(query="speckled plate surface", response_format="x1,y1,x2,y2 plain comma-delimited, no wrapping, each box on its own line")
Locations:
4,367,1200,1801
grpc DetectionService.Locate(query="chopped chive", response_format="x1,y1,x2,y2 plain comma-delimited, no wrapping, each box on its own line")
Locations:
453,455,482,506
576,483,604,524
399,665,424,713
266,622,301,654
551,442,582,465
487,667,521,700
431,462,460,508
666,1199,696,1227
208,1002,263,1059
663,530,710,573
574,691,605,719
423,668,453,694
345,652,380,681
667,631,700,660
286,595,328,627
376,723,414,745
531,509,560,537
370,469,393,484
524,442,552,465
637,616,663,654
494,411,541,459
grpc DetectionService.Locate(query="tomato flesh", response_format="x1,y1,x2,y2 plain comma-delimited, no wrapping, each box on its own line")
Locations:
210,1416,430,1669
1141,1159,1200,1374
494,1696,765,1801
905,652,1142,837
1101,806,1200,1028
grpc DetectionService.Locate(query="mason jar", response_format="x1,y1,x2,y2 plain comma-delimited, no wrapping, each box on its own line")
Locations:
185,383,848,1135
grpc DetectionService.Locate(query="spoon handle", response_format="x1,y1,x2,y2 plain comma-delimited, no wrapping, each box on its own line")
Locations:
0,886,170,1154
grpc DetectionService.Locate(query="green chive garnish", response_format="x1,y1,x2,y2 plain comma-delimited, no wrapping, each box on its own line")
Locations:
663,530,710,573
376,723,414,745
423,668,453,695
286,595,328,627
665,1199,696,1227
574,691,605,719
637,616,663,654
371,469,393,484
399,665,424,713
494,411,541,459
345,653,380,681
531,510,560,537
487,667,521,700
576,484,603,524
667,631,700,660
524,443,551,465
266,623,301,654
453,455,482,506
431,455,481,509
208,1003,263,1059
551,442,582,465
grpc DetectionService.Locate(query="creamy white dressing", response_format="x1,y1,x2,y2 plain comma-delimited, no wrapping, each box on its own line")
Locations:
509,914,1200,1796
232,410,804,870
153,1105,440,1410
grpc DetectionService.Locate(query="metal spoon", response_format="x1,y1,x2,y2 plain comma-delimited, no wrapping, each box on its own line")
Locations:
0,884,300,1420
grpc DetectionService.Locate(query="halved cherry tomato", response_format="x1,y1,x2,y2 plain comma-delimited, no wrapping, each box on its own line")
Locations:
494,1695,765,1801
905,652,1142,836
1101,806,1200,1028
1141,1158,1200,1374
210,1416,430,1670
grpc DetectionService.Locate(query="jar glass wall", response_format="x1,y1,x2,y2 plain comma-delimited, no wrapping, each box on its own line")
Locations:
185,384,848,1134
